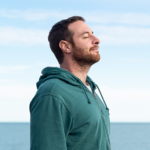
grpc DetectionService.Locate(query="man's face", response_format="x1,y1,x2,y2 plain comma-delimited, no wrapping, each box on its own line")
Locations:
68,20,100,66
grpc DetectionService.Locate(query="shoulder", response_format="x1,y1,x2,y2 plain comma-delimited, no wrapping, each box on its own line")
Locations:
30,79,74,118
33,78,77,105
37,78,71,96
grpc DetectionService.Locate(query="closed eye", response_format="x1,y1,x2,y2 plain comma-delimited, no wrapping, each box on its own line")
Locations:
84,36,89,39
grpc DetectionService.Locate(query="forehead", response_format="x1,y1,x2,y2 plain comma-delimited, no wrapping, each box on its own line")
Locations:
68,20,92,36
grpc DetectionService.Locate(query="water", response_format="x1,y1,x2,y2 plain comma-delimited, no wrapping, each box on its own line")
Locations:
0,123,29,150
0,123,150,150
110,123,150,150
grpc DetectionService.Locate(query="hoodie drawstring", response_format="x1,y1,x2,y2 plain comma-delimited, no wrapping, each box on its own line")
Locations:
96,85,110,115
80,81,109,114
81,84,91,104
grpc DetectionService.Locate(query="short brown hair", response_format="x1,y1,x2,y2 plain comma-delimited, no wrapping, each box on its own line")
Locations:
48,16,85,64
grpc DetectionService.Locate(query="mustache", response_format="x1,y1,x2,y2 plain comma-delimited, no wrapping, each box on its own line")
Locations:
90,46,99,50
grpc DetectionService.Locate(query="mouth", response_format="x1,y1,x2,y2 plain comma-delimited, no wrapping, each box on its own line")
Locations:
90,46,99,51
91,49,99,51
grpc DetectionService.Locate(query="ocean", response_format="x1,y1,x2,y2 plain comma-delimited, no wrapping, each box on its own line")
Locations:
0,123,150,150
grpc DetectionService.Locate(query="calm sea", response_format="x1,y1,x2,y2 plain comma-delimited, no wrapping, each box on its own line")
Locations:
0,123,150,150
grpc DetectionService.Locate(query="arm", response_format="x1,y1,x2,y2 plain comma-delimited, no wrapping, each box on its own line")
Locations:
30,94,73,150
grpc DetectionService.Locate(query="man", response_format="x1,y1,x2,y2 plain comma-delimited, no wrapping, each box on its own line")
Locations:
30,16,111,150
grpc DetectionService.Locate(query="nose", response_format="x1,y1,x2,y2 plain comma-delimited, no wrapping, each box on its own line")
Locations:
93,35,100,45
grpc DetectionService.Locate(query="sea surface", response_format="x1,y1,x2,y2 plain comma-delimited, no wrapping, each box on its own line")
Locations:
0,123,150,150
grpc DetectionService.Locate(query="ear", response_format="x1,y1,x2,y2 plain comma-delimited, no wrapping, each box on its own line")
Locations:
59,40,71,54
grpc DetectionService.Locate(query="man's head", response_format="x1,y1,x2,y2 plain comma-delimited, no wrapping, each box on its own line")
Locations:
48,16,100,65
48,16,84,64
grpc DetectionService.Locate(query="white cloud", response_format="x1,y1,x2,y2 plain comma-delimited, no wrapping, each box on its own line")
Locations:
0,84,36,101
49,64,60,67
35,62,48,66
98,86,150,102
95,86,150,122
86,12,150,26
0,84,36,122
121,58,150,62
0,9,150,26
0,9,67,21
0,83,149,122
0,26,150,46
0,27,48,46
0,9,150,46
0,65,31,74
35,62,59,67
93,26,150,45
0,79,11,83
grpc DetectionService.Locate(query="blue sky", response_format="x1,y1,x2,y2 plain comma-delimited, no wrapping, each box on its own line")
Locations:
0,0,150,122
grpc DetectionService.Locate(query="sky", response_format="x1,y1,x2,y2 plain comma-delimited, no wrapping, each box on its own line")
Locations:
0,0,150,122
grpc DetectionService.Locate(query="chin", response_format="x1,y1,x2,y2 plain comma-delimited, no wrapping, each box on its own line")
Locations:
93,54,100,62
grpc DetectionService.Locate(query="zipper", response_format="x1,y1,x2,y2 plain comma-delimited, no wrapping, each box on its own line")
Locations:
85,81,111,149
93,92,111,150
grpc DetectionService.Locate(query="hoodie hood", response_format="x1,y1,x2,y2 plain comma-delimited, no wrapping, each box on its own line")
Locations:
37,67,109,113
37,67,81,89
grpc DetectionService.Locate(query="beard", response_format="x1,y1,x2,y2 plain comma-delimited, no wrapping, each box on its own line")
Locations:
72,45,100,66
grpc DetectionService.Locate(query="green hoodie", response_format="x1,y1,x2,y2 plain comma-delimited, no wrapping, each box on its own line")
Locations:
30,67,111,150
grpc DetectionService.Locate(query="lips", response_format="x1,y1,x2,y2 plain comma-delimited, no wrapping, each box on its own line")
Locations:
90,46,99,51
91,49,99,51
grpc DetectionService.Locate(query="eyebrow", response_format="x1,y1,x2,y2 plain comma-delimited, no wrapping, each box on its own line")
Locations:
80,31,94,36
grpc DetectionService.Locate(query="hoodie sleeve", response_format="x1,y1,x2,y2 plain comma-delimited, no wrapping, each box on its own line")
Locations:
30,94,73,150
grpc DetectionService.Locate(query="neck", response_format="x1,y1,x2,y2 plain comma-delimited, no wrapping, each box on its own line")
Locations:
60,60,91,85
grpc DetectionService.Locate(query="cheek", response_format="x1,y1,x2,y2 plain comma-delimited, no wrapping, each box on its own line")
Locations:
79,41,91,49
73,37,92,50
